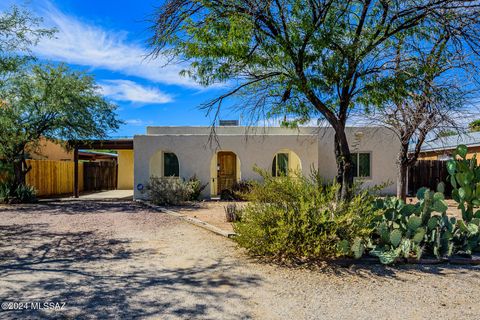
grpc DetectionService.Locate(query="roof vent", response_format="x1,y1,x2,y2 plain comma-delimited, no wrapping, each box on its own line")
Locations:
219,120,239,126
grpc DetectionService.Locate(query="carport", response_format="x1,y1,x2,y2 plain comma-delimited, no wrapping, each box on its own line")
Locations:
68,139,134,198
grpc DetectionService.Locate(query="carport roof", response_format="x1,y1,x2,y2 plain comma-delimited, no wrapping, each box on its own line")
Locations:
68,139,133,150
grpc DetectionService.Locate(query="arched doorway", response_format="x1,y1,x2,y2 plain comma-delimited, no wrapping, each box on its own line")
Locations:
210,151,241,196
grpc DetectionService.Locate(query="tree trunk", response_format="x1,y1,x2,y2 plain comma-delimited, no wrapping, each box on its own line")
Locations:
12,160,26,189
334,128,354,202
396,143,409,201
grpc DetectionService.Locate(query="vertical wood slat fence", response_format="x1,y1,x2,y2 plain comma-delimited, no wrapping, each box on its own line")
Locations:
407,160,452,196
83,161,117,191
25,160,84,197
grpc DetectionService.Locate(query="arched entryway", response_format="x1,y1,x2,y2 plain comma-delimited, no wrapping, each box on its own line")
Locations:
210,151,241,196
272,149,302,176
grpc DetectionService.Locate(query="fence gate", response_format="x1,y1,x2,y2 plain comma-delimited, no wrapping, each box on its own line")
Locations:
83,161,117,191
408,160,451,196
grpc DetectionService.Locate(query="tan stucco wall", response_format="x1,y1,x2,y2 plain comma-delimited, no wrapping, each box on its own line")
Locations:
117,150,134,190
29,138,73,161
134,126,400,199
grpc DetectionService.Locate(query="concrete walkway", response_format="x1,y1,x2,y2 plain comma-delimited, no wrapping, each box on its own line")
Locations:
78,190,133,200
42,190,134,201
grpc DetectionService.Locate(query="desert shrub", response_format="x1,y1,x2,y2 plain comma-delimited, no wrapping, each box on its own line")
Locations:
146,175,208,205
220,180,254,201
358,145,480,264
233,169,378,261
225,203,240,222
188,175,208,201
0,181,37,204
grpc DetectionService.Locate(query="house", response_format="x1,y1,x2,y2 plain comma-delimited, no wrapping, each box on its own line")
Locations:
133,126,400,199
418,132,480,164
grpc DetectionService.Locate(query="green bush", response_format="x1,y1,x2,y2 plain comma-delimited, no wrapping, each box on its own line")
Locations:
146,175,207,205
0,181,37,204
233,169,378,261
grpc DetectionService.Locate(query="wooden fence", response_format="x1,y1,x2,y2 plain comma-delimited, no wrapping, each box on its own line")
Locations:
83,161,117,191
407,160,452,196
26,160,84,197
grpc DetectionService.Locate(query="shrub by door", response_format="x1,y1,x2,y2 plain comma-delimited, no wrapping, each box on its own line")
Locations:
217,151,236,194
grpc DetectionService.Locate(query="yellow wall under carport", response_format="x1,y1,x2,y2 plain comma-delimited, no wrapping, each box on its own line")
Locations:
117,150,134,190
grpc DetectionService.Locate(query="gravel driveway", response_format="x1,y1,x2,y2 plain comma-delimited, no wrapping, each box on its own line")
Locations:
0,200,479,319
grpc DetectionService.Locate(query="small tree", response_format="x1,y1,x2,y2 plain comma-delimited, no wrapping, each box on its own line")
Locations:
0,64,121,189
150,0,480,200
363,30,478,200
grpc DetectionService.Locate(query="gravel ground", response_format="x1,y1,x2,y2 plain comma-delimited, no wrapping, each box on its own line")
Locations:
0,200,479,319
173,201,246,233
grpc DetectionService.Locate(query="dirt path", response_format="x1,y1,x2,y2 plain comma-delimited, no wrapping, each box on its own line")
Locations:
0,201,479,319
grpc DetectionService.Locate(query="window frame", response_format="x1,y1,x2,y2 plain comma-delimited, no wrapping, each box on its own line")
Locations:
272,152,289,177
351,152,372,179
163,152,179,177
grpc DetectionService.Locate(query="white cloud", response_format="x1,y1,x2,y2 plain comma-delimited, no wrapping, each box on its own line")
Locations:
125,119,153,126
34,3,199,88
100,79,172,104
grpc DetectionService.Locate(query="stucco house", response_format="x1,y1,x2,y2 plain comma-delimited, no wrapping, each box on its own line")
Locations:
133,126,400,199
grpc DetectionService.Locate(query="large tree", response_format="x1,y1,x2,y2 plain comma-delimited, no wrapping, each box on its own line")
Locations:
0,64,121,188
150,0,480,200
0,5,53,78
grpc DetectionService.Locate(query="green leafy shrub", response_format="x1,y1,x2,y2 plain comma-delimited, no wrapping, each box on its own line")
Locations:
233,169,378,261
0,181,37,204
146,175,208,205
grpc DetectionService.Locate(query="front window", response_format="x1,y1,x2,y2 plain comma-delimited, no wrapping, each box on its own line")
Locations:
351,152,371,178
163,152,179,177
272,153,289,176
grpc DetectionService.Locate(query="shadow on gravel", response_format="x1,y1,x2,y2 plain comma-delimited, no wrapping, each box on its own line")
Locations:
0,200,145,216
0,219,260,319
326,262,480,280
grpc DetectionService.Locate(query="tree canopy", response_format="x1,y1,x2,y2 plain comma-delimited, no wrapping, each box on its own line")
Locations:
151,0,480,199
0,64,121,187
0,5,53,76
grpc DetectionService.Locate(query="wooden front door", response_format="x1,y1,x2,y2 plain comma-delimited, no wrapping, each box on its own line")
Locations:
217,152,236,194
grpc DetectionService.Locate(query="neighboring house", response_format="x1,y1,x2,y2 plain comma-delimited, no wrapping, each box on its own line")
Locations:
28,139,117,162
133,126,400,199
26,138,134,191
418,132,480,164
29,138,73,161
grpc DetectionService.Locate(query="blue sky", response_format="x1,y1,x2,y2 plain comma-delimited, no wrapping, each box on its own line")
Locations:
1,0,240,137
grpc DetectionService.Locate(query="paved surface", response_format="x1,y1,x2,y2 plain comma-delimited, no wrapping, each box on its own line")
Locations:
0,200,480,319
49,189,134,201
